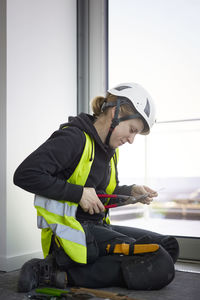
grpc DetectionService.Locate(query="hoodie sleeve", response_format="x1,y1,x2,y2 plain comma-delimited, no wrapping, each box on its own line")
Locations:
114,184,134,196
13,127,86,203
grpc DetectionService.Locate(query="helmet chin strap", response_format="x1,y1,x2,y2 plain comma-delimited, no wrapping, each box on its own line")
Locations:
105,98,120,146
105,98,141,146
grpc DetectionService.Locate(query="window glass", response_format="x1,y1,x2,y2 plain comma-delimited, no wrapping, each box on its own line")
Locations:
109,0,200,239
117,135,145,186
109,0,200,121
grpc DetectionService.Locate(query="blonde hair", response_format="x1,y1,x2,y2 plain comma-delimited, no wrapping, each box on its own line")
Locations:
91,93,136,117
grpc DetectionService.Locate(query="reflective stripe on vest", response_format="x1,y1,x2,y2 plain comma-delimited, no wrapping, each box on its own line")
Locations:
34,131,118,263
37,215,85,245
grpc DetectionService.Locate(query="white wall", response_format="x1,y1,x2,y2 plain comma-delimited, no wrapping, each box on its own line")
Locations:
0,0,77,271
0,0,7,271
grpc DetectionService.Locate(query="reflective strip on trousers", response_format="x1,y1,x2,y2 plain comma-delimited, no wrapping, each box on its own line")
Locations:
37,215,86,246
34,195,77,218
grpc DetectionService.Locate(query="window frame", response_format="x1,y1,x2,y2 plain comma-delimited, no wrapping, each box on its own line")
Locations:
77,0,200,262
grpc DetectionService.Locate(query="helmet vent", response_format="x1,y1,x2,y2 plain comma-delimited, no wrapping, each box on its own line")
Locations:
115,85,131,91
144,98,150,117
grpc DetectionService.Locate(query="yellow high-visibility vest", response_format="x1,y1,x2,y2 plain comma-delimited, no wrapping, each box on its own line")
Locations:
34,131,118,264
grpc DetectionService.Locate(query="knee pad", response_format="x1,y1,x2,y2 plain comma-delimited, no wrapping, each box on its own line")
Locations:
137,234,180,263
121,246,175,290
106,242,159,256
160,236,179,263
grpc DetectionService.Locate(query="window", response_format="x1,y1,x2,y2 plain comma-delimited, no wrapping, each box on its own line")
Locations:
109,0,200,252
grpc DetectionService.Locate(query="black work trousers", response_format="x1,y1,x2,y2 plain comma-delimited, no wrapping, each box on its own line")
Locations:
53,222,179,290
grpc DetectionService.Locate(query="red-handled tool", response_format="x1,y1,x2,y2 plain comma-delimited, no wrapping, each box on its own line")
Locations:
97,193,149,209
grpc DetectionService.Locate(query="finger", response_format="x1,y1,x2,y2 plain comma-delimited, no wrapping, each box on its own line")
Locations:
144,200,152,205
88,207,94,215
82,205,90,213
96,199,106,212
141,197,153,204
150,191,158,197
144,186,157,194
143,191,158,199
99,203,106,212
82,207,89,213
146,196,154,202
141,200,152,205
93,204,100,214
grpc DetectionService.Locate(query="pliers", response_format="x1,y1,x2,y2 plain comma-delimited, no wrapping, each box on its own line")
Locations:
97,193,149,209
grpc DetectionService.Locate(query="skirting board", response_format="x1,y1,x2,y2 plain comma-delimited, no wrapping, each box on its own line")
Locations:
0,251,43,272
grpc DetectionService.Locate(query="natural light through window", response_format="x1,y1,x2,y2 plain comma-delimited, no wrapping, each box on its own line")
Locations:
109,0,200,237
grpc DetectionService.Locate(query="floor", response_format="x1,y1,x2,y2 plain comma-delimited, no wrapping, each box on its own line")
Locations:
0,263,200,300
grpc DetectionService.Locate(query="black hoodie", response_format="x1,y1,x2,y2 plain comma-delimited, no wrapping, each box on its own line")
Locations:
14,113,133,221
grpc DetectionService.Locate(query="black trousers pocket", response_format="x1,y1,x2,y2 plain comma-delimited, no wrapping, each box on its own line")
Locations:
82,223,100,263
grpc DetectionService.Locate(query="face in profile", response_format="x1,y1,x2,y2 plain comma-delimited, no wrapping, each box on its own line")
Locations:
109,118,144,149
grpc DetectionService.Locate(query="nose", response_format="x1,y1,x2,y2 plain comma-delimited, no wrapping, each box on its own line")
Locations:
127,133,136,144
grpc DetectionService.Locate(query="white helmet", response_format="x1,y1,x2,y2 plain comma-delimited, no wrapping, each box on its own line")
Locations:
107,82,156,135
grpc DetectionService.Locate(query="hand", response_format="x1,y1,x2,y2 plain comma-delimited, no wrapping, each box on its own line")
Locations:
131,185,158,205
79,187,105,215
